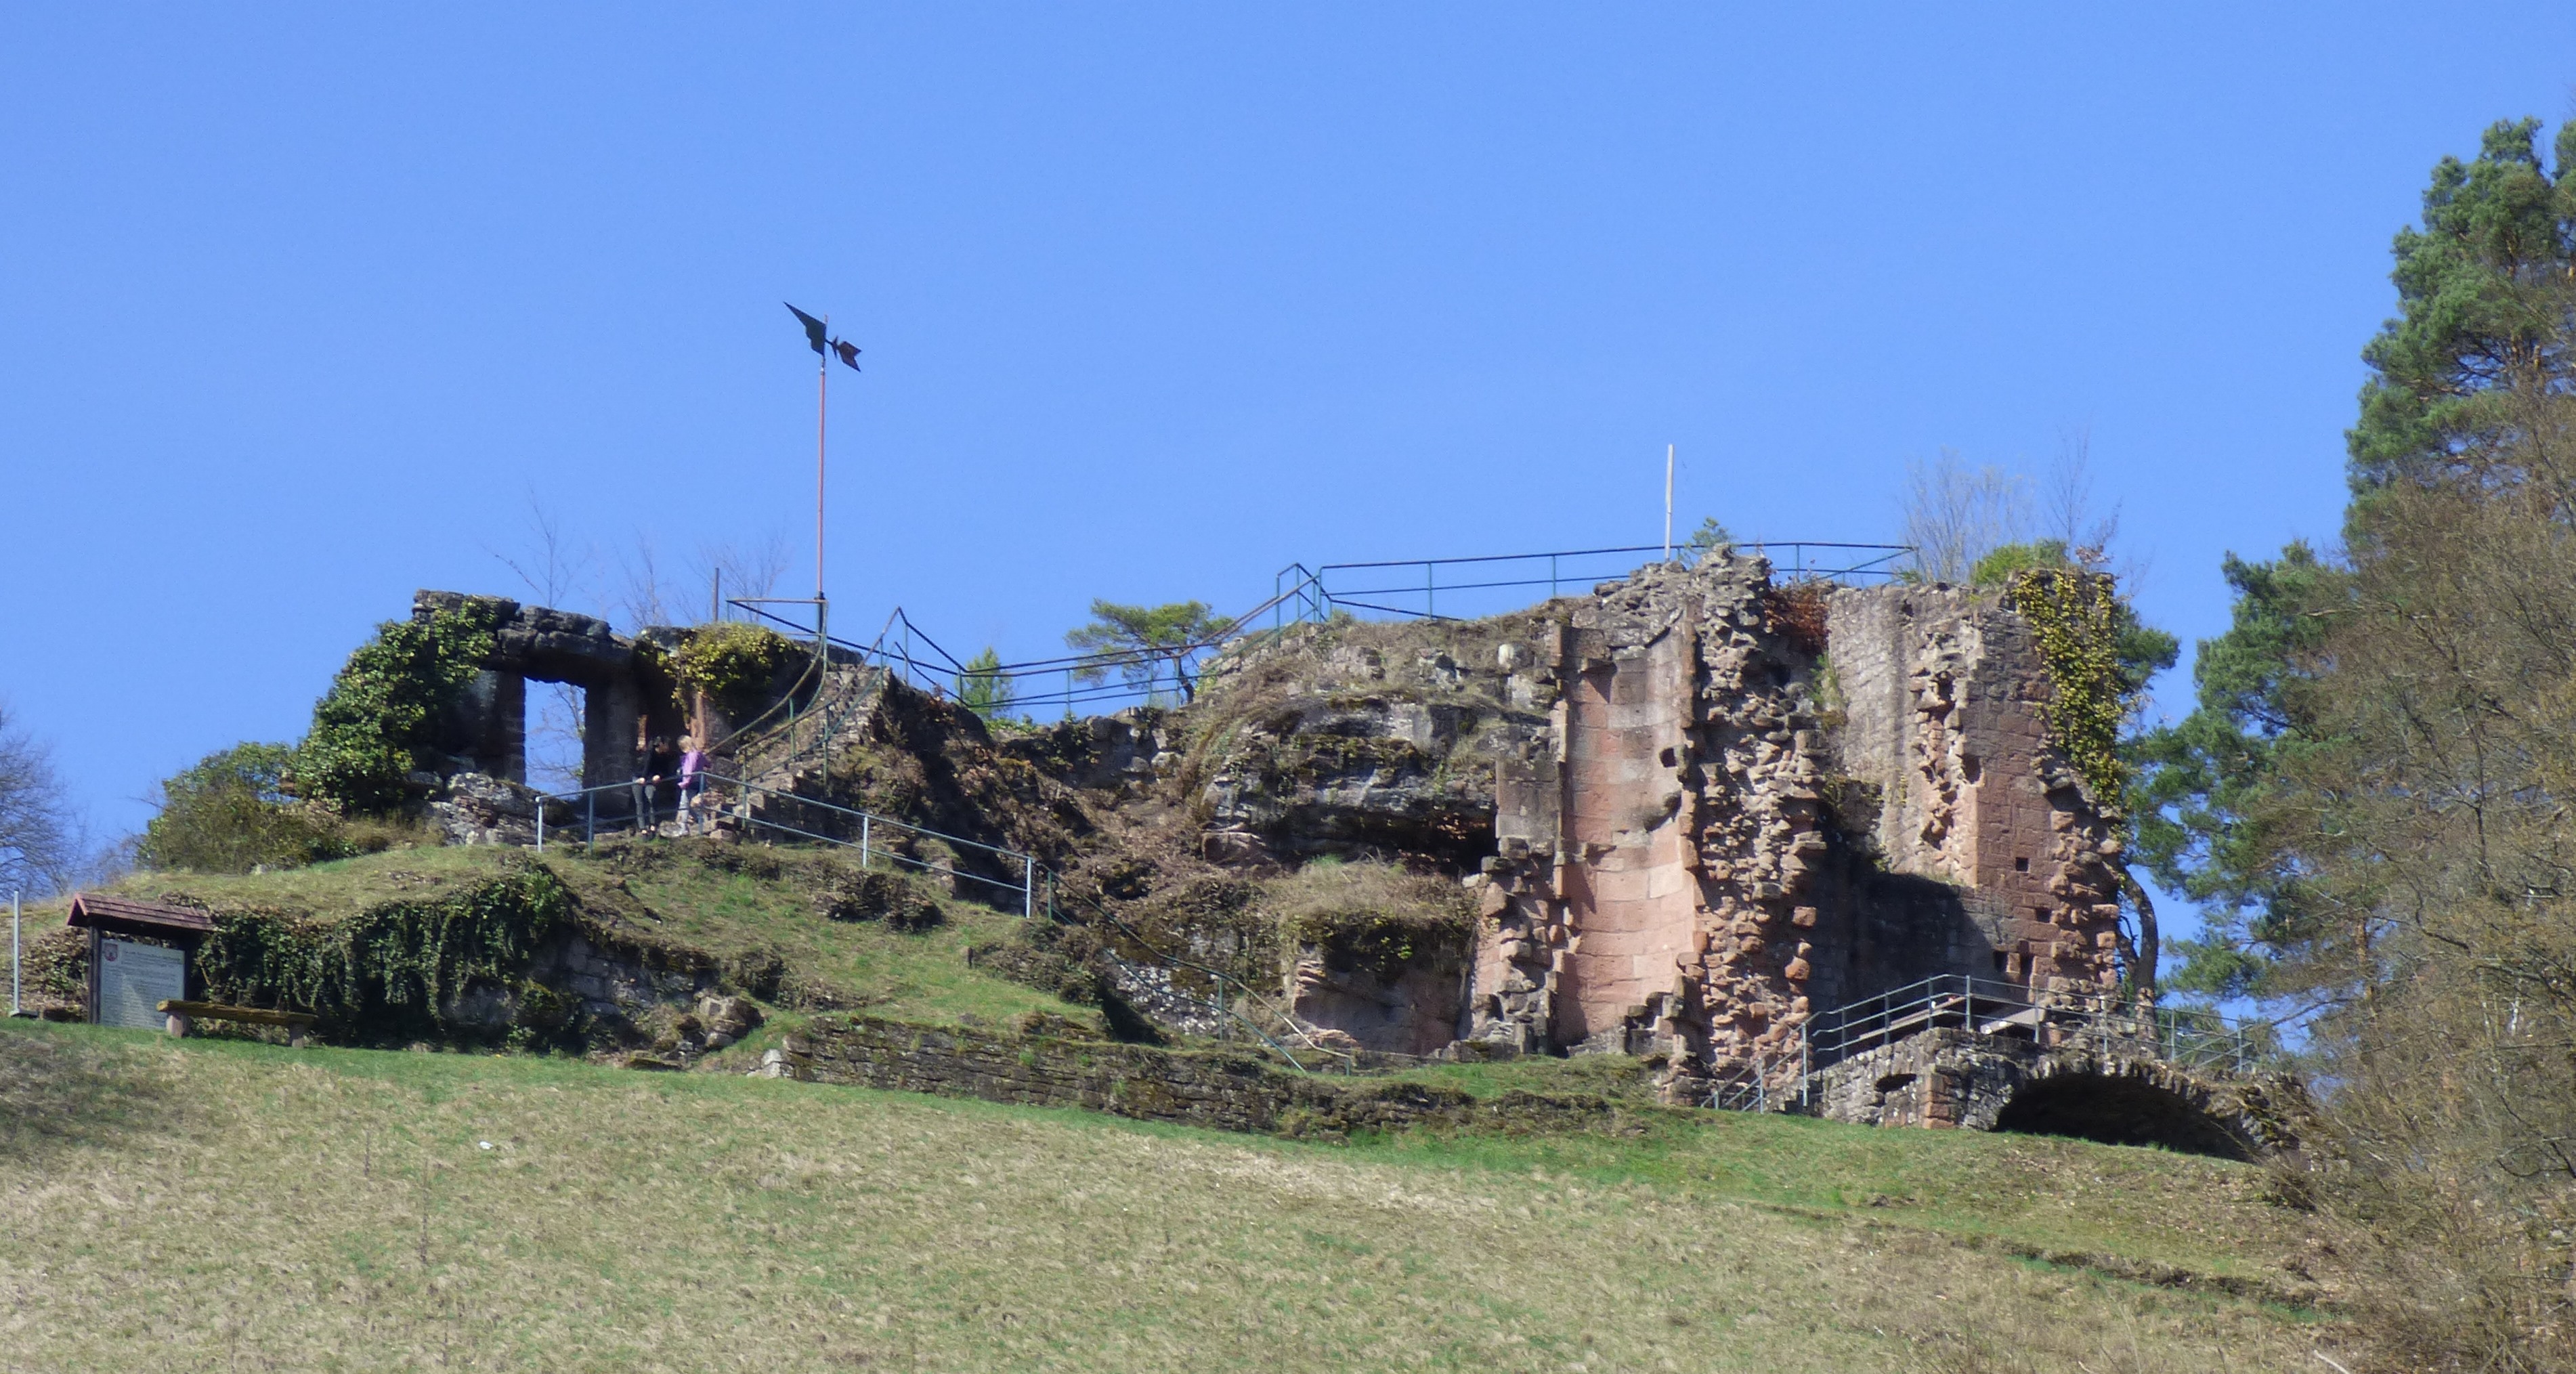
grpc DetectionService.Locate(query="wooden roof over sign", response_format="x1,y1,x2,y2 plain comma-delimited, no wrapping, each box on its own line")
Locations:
65,893,216,936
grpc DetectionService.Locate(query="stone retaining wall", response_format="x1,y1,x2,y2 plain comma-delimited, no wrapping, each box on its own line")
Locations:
778,1014,1644,1140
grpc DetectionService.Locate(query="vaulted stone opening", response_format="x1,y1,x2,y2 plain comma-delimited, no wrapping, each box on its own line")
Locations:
1991,1073,2256,1161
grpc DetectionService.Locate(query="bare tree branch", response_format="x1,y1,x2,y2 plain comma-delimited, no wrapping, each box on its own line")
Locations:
0,702,79,897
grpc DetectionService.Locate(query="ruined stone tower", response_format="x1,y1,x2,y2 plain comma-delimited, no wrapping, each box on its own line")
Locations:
1188,554,2126,1088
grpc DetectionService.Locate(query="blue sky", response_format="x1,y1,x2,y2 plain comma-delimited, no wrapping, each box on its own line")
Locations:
5,5,2572,930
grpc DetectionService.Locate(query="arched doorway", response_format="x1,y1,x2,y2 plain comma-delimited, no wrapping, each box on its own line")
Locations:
1991,1072,2256,1160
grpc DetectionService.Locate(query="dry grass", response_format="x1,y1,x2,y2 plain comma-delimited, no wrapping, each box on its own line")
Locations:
0,1021,2345,1373
1258,859,1472,937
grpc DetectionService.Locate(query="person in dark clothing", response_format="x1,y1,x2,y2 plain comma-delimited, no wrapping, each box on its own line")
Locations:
641,735,681,830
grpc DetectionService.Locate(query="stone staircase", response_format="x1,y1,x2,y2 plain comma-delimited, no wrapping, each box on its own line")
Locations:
713,662,887,838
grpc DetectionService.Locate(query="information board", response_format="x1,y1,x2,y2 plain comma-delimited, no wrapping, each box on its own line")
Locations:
96,938,186,1030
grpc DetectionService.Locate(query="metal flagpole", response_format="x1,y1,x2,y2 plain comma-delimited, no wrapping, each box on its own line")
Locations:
10,890,19,1017
1663,444,1675,561
817,316,829,603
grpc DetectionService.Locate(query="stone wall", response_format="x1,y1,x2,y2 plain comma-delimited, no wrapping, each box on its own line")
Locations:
1809,1027,2306,1159
413,591,682,792
1167,556,2133,1100
778,1014,1642,1139
1286,933,1467,1057
1821,585,2125,997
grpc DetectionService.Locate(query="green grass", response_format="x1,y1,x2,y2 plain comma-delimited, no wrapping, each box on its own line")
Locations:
0,1020,2347,1373
1340,1054,2309,1286
572,847,1067,1027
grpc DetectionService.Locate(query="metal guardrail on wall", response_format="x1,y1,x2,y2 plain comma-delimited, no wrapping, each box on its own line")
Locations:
1285,541,1913,625
532,775,1048,919
723,539,1917,721
1698,975,2274,1115
1803,973,2271,1079
526,775,1353,1073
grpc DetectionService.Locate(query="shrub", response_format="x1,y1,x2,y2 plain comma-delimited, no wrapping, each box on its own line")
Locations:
671,622,798,717
955,647,1016,721
291,601,505,814
1761,579,1832,655
140,743,430,873
1969,538,2073,588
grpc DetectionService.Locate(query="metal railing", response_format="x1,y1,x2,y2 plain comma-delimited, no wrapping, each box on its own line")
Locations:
1803,973,2271,1081
1706,1044,1810,1113
531,773,1046,918
721,539,1918,723
532,779,656,851
700,771,1046,918
1288,542,1914,624
523,772,1363,1073
1692,976,2275,1115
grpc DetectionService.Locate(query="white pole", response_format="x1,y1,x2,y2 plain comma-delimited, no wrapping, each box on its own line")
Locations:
1663,443,1675,560
10,890,19,1017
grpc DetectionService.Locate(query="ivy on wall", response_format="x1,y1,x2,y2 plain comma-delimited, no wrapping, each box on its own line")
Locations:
670,622,798,717
2004,567,2132,804
291,601,505,814
193,861,570,1040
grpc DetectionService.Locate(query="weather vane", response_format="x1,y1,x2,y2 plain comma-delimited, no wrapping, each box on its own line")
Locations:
784,303,861,610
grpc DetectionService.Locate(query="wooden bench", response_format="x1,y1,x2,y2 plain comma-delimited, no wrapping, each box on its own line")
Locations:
157,1000,319,1047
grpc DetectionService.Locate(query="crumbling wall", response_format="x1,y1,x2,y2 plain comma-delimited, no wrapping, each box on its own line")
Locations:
778,1013,1648,1140
1821,585,2124,998
1161,557,2131,1095
406,591,702,840
421,553,2126,1095
1409,561,1839,1089
1286,932,1467,1057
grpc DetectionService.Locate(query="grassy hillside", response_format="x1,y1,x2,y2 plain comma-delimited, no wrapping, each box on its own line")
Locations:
1,1021,2347,1373
25,840,1089,1035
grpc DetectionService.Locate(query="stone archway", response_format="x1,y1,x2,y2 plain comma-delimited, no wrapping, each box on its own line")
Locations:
1809,1027,2306,1160
1961,1050,2294,1161
416,591,687,800
1988,1069,2258,1160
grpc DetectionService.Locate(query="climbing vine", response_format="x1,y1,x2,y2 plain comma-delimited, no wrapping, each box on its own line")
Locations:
671,622,798,716
291,600,505,814
193,861,570,1041
2004,567,2132,803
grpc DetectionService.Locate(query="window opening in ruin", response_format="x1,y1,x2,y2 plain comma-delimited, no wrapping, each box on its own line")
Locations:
2014,856,2030,872
1992,951,2009,972
1658,746,1677,767
526,682,587,794
1960,754,1981,783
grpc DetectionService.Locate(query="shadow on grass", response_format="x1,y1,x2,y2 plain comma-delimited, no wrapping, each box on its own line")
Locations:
0,1022,171,1163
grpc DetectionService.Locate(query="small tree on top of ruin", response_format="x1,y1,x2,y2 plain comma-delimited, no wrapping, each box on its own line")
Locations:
1065,601,1235,703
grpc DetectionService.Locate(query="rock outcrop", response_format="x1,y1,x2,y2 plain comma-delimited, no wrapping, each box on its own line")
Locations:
400,553,2135,1105
1056,553,2132,1097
